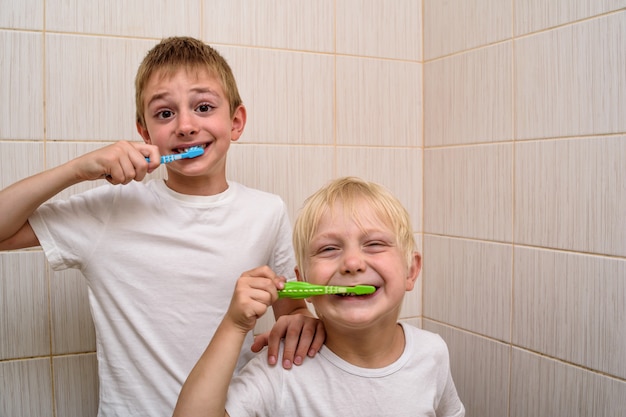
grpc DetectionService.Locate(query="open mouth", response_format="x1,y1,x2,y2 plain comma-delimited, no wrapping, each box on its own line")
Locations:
337,286,379,297
173,143,208,154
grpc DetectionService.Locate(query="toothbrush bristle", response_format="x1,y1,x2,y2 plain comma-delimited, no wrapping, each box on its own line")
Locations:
183,146,204,158
353,285,376,295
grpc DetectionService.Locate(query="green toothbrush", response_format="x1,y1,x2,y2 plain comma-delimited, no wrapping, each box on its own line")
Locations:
278,281,376,299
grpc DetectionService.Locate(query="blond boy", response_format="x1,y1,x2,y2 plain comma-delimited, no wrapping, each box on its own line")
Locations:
174,177,464,417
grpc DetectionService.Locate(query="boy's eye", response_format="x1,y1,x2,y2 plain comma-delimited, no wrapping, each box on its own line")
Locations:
196,103,213,113
157,110,173,119
313,245,338,257
364,241,389,252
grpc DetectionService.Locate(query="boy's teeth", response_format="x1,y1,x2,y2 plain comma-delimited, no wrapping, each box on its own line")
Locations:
181,144,206,153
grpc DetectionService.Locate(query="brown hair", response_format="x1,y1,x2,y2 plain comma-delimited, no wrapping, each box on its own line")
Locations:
134,36,242,128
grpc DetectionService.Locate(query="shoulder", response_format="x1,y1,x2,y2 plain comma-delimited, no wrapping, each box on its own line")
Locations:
229,181,287,208
402,322,450,357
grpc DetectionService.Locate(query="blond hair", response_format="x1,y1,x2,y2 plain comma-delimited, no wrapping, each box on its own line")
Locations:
134,36,242,129
293,177,416,271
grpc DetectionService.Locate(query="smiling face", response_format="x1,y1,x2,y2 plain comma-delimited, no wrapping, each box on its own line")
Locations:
136,67,246,195
296,200,421,332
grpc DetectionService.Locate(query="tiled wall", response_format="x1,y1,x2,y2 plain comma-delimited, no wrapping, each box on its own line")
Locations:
423,1,626,417
0,1,624,416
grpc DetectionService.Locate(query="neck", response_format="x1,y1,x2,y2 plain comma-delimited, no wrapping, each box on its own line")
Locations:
323,322,405,368
164,173,228,196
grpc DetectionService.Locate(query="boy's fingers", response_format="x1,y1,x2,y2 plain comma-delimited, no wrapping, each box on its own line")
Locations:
266,321,287,367
307,320,325,357
283,316,322,366
251,332,269,353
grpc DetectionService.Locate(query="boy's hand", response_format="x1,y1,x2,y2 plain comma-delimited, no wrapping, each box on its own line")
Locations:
71,141,161,184
225,266,282,334
251,314,325,369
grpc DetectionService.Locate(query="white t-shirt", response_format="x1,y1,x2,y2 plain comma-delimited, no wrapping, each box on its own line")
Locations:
29,180,296,417
226,323,465,417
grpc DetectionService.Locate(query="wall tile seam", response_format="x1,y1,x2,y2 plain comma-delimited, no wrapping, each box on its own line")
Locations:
3,29,422,63
424,8,626,62
423,319,626,382
0,351,96,363
509,345,626,383
422,134,626,151
421,234,626,261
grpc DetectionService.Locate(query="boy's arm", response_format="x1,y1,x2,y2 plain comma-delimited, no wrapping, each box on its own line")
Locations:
252,297,326,369
173,267,280,417
0,141,159,250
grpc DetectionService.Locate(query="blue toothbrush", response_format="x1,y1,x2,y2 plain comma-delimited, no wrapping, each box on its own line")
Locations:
146,146,204,164
278,282,376,299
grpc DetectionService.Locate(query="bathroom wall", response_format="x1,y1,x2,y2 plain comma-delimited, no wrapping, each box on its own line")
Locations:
422,1,626,416
0,1,422,415
0,1,624,416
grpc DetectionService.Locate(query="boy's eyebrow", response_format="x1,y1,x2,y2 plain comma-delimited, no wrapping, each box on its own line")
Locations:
146,87,222,107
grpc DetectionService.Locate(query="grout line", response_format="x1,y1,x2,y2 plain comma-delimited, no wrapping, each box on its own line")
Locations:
41,2,58,415
422,232,626,261
420,0,426,324
423,7,626,64
422,318,626,383
508,2,516,416
332,0,338,177
0,351,98,364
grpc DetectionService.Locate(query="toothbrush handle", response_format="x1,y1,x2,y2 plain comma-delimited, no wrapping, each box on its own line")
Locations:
145,154,181,164
278,282,325,299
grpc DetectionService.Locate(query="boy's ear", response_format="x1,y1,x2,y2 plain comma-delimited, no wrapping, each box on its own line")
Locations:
230,104,247,142
294,266,305,282
405,252,422,291
136,121,152,144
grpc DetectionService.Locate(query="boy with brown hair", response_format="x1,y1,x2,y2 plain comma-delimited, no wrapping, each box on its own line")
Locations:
174,176,465,417
0,37,323,416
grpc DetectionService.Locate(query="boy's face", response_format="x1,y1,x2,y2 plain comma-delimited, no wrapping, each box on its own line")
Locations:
296,202,420,330
136,67,245,193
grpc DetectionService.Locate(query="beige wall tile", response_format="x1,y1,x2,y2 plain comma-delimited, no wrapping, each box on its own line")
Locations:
53,354,99,417
0,252,49,360
513,247,626,379
46,0,200,38
50,269,96,355
424,144,513,242
424,321,510,417
336,56,422,147
46,35,155,141
515,0,626,35
423,0,511,60
0,358,54,417
0,0,43,29
423,236,512,341
203,0,334,52
515,12,626,140
510,348,626,417
336,0,422,60
0,142,44,189
0,31,43,140
220,46,334,145
424,42,513,146
336,146,423,231
515,137,626,257
227,144,335,222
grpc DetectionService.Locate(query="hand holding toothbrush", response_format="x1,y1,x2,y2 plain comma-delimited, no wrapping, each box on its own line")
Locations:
69,141,204,185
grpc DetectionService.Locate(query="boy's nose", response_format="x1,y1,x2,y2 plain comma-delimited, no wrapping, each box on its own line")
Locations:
176,110,198,136
340,248,366,275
